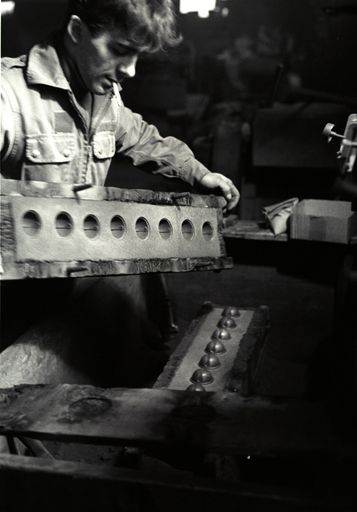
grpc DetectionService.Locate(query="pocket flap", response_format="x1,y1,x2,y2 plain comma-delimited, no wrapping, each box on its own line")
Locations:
92,132,116,159
26,134,76,163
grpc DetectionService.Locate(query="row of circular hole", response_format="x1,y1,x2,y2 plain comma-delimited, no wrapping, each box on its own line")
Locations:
22,210,215,241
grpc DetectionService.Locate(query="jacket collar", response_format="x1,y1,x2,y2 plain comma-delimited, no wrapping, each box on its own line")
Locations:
26,40,123,96
26,41,71,90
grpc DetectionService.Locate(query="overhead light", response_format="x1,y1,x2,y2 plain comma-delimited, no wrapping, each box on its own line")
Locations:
1,1,15,16
180,0,216,18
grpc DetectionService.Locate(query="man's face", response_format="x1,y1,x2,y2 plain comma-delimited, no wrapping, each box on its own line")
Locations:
73,21,140,95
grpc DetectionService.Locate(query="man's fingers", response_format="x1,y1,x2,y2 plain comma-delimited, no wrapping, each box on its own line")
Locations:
198,172,240,210
229,187,240,209
219,179,239,210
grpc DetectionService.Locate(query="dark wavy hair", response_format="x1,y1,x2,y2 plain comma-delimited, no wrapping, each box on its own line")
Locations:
65,0,181,52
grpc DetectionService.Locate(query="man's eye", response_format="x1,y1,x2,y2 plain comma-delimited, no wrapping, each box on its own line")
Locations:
112,47,126,56
111,45,131,57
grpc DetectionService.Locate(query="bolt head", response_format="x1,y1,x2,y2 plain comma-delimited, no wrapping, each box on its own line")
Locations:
186,384,206,392
222,306,240,317
199,354,221,369
205,340,226,354
218,317,237,329
191,368,214,384
212,328,231,341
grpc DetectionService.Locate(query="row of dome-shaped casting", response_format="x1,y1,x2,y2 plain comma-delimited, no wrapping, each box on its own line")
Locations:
187,306,241,391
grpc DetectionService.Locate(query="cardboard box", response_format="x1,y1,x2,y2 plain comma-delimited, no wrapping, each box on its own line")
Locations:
290,200,357,244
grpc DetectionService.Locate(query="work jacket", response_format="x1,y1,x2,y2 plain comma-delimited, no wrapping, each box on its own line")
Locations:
1,41,210,186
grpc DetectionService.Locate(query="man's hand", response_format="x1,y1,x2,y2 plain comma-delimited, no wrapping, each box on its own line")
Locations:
198,172,240,210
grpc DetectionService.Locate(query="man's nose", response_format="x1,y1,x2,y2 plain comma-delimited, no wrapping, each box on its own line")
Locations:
118,55,138,79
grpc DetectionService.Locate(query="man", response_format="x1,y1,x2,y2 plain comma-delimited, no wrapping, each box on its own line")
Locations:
0,0,239,388
1,0,239,206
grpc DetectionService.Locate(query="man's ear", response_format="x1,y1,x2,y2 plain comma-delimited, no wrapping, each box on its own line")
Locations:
67,15,84,44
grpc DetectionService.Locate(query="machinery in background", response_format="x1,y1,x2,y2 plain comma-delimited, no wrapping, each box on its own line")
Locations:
323,113,357,206
323,113,357,397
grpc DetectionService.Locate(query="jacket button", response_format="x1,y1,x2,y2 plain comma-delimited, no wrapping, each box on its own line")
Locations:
63,149,71,158
31,149,40,159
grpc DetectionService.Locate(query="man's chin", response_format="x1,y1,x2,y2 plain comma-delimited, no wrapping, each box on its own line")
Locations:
93,84,111,95
89,79,112,95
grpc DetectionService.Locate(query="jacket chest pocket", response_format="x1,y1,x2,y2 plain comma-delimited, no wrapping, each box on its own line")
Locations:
92,132,116,160
25,134,76,163
23,134,76,183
